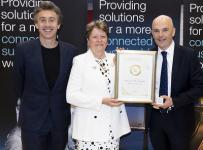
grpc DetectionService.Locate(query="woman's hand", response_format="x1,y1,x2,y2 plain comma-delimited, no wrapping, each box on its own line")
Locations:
102,97,123,107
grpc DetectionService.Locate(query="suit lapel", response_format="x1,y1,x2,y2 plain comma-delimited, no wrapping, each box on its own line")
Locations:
86,50,107,85
171,45,182,94
34,39,50,91
51,41,65,91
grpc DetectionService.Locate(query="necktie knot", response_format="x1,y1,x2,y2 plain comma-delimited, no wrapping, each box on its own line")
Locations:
161,51,167,58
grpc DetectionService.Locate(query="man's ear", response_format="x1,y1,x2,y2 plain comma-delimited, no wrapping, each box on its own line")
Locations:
172,27,176,37
57,24,61,29
35,23,39,29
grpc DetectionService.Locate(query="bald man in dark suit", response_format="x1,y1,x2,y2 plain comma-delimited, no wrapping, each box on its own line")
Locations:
147,15,203,150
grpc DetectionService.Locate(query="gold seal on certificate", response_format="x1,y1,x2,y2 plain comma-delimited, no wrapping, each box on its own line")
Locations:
130,64,141,76
115,50,157,103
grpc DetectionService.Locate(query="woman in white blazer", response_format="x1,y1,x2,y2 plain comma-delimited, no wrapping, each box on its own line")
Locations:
66,20,130,150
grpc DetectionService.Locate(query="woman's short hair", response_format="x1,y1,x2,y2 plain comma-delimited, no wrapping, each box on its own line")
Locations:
86,20,109,39
34,1,62,25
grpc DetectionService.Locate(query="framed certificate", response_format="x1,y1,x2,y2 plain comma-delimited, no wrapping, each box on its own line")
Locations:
115,50,157,103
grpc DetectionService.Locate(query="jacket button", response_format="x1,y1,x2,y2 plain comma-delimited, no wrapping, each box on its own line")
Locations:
94,116,97,118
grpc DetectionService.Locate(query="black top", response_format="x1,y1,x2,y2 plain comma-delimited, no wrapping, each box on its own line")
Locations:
41,44,60,90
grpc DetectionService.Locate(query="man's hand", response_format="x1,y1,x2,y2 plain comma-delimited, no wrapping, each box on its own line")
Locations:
152,95,173,109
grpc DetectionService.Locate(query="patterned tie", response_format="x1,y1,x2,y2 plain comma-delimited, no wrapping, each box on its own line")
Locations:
159,51,168,96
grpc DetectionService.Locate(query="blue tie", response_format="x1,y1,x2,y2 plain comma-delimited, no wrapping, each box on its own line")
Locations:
159,51,168,96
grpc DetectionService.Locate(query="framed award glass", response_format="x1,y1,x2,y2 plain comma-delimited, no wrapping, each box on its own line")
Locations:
115,50,157,103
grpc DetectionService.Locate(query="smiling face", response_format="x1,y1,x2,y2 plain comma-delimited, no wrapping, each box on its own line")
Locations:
152,15,176,50
87,27,108,54
35,10,60,41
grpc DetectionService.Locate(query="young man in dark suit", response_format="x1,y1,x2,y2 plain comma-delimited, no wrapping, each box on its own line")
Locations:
14,1,77,150
148,15,203,150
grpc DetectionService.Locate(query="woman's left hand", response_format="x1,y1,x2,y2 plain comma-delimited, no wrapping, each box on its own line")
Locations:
102,98,123,107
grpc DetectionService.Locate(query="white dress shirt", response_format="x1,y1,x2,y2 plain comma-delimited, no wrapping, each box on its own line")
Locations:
155,41,175,104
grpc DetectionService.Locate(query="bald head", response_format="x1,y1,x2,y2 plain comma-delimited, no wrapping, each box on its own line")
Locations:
152,15,174,29
151,15,176,50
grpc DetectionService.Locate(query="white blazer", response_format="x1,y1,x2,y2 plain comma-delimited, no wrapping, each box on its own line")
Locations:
66,49,130,141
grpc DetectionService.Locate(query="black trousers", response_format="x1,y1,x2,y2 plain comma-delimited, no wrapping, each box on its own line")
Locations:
21,115,68,150
149,109,191,150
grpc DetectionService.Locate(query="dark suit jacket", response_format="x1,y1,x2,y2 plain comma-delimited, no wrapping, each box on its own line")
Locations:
146,44,203,136
14,39,77,131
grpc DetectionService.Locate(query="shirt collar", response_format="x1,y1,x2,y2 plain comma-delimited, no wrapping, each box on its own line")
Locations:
158,41,175,56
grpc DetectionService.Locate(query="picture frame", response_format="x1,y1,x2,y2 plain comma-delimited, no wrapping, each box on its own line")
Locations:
115,50,157,103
